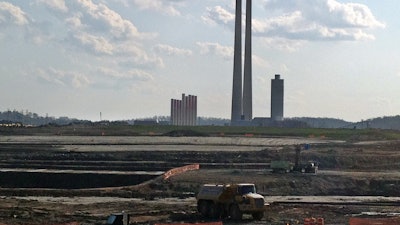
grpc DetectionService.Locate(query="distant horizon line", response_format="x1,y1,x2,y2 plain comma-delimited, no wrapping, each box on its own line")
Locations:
1,109,398,124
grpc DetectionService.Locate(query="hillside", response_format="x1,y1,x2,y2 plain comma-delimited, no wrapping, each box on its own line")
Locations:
2,110,400,130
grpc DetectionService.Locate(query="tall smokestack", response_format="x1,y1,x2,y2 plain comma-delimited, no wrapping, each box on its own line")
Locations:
231,0,242,123
243,0,252,121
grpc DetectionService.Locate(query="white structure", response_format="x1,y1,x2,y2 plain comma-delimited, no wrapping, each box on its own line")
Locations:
171,94,197,126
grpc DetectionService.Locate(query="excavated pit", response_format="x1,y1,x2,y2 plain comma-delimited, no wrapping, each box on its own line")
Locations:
1,138,400,196
0,143,171,189
0,170,161,189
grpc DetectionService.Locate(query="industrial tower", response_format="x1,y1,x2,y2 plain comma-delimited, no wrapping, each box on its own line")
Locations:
271,75,284,121
231,0,252,124
171,94,197,126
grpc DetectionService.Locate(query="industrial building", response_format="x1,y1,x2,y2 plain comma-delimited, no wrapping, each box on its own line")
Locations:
170,94,197,126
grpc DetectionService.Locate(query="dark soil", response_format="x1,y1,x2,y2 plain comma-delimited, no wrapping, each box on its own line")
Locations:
0,136,400,225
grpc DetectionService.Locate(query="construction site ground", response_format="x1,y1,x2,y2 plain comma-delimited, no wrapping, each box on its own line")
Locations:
0,135,400,225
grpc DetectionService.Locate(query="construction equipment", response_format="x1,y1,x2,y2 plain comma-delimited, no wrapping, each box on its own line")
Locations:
293,144,318,173
196,183,267,220
271,144,318,174
270,160,294,173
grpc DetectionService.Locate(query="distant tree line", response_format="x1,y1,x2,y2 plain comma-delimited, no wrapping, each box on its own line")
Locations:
291,117,351,128
290,116,400,130
197,117,230,126
1,110,400,130
0,110,84,126
360,116,400,130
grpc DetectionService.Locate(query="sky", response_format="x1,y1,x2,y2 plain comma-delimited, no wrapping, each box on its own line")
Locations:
0,0,399,122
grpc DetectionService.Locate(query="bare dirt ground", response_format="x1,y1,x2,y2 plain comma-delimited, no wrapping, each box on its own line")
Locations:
0,135,400,225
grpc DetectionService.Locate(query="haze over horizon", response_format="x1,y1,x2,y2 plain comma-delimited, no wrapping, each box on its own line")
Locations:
1,0,399,122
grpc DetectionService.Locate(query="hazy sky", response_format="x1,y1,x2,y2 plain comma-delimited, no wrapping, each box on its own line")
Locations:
0,0,398,122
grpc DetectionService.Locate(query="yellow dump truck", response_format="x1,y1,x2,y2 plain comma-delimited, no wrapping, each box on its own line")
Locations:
196,183,267,220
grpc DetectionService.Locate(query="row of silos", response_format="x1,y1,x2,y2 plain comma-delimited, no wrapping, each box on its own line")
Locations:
170,94,197,126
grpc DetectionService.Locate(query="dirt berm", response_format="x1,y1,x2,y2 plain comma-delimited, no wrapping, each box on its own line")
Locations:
0,135,400,225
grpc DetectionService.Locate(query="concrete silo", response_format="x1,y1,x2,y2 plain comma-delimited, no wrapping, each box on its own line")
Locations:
271,74,284,121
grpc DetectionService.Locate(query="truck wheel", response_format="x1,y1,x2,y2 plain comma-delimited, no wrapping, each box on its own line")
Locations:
252,211,264,220
229,204,242,220
197,200,209,217
209,203,221,219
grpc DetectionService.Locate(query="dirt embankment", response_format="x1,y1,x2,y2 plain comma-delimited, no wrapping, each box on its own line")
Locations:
1,137,400,197
0,136,400,225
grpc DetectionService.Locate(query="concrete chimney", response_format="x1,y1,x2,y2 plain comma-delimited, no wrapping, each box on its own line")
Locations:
243,0,252,121
231,0,243,123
